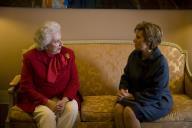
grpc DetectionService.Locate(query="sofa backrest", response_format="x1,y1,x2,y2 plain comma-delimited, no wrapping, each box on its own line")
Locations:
63,40,185,96
159,44,185,94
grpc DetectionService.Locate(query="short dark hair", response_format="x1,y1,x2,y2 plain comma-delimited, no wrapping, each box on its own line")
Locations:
134,21,162,50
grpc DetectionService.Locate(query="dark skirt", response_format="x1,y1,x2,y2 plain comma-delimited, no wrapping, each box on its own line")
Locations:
117,98,171,122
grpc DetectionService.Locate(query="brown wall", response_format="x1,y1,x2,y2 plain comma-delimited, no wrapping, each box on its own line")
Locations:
0,7,192,93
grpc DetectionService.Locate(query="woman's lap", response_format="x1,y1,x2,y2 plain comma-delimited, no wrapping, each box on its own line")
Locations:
117,99,169,122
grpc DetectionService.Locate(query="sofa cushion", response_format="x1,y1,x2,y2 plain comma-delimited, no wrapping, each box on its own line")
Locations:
78,121,114,128
156,94,192,122
81,94,192,122
81,95,117,122
9,95,192,123
9,105,34,122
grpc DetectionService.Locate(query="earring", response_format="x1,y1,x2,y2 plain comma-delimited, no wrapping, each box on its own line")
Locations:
148,49,152,53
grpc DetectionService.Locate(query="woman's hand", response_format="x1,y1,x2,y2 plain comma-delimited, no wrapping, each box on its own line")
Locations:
56,97,69,112
117,89,135,101
117,89,129,98
124,94,135,100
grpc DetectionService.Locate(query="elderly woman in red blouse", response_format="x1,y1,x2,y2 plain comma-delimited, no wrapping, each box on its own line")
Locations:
17,21,81,128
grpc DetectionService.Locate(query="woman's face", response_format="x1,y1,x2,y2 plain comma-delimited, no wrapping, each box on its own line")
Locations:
133,30,149,52
46,33,62,54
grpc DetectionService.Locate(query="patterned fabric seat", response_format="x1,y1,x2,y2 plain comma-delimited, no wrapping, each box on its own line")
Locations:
8,40,192,128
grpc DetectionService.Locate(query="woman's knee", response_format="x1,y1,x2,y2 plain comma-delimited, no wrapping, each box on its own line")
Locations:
124,106,138,121
65,100,78,115
115,103,124,109
114,103,124,115
34,105,56,119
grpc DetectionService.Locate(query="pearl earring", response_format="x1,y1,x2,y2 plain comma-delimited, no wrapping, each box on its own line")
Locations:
148,49,152,53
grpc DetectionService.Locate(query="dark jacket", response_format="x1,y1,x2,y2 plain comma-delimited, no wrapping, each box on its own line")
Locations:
119,48,173,108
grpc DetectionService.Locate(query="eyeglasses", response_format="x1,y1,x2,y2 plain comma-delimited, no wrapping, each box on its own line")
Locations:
52,39,62,44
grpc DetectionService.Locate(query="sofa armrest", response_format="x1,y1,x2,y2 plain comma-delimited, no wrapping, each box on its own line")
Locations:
8,86,16,94
184,54,192,98
8,87,17,108
9,74,21,87
8,75,20,108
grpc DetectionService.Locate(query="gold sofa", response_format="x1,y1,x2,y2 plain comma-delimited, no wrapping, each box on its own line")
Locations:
8,40,192,128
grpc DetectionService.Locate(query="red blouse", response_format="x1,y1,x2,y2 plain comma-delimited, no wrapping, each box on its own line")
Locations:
17,46,81,112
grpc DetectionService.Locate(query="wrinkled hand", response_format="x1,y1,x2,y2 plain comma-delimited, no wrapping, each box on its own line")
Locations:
56,97,69,112
54,97,69,117
45,99,57,112
117,89,134,101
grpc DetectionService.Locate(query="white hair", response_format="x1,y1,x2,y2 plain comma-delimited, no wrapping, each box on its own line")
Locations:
34,21,61,50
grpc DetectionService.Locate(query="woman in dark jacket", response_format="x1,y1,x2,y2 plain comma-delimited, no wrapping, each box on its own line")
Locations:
114,21,173,128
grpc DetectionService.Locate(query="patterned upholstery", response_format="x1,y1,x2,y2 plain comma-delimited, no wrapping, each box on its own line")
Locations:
78,121,114,128
8,40,192,128
157,94,192,122
159,45,185,94
8,106,37,128
81,96,117,122
66,43,134,96
9,106,34,122
79,94,192,122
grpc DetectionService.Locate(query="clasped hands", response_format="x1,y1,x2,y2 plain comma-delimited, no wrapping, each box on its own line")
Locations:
117,89,135,101
45,97,69,114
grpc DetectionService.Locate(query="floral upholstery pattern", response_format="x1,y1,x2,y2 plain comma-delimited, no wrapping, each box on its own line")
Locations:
10,94,192,124
80,94,192,123
157,94,192,122
141,122,192,128
159,45,185,94
81,95,117,122
78,121,114,128
9,105,34,122
66,43,134,96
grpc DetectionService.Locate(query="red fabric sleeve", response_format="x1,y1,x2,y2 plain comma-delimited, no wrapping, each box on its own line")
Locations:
20,53,48,105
